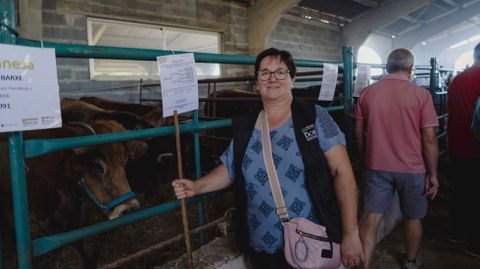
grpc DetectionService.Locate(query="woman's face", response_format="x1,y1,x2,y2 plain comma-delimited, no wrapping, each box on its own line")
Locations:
257,56,294,101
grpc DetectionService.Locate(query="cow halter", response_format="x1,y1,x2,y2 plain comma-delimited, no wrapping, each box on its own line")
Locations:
68,122,136,213
78,178,136,213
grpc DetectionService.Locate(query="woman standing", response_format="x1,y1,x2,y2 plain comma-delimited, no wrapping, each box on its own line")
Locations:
172,48,364,268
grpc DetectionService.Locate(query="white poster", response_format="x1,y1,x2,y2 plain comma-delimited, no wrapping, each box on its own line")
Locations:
157,53,199,117
353,64,372,97
0,44,61,133
318,63,338,101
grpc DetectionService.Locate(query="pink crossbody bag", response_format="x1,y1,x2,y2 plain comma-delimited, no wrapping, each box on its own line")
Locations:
258,110,341,269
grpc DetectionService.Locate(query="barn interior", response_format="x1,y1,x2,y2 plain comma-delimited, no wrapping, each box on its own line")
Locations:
1,0,480,268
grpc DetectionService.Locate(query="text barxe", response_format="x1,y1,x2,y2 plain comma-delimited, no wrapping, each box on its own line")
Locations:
1,75,23,81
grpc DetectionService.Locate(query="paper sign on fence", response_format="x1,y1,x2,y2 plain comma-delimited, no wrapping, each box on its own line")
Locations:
353,64,371,97
157,53,199,117
0,44,61,133
318,63,338,101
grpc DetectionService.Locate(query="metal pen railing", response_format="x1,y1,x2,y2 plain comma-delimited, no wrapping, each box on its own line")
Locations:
0,2,355,268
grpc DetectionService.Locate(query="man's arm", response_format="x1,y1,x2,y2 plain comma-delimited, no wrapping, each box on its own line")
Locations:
172,164,232,199
324,144,364,267
354,119,365,157
421,127,439,199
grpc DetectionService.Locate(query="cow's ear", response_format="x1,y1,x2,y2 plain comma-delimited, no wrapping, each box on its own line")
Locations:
125,140,148,160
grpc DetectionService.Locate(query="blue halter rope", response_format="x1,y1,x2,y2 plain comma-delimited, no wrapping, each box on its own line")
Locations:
78,178,136,213
69,122,136,213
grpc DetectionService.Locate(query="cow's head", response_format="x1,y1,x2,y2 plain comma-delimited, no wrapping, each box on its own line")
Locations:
140,106,164,128
67,120,148,219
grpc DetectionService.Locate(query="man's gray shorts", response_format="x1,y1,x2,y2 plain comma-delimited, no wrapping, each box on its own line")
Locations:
363,169,428,219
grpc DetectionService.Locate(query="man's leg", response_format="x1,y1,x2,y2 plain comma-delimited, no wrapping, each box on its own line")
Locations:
359,213,384,269
404,218,422,261
361,169,396,268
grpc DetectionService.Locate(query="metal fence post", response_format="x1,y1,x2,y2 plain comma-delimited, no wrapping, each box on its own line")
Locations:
342,46,354,155
8,133,33,269
2,0,34,268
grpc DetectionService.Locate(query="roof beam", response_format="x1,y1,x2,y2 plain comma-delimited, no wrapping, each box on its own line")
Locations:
441,0,458,8
403,15,422,23
351,0,381,8
342,0,430,54
393,1,480,49
395,4,431,35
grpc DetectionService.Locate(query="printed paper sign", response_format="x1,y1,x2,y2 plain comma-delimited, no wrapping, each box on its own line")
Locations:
157,53,199,117
318,63,338,101
353,64,372,97
0,44,61,132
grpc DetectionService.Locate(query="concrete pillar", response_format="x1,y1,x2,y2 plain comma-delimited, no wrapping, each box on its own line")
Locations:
18,0,43,40
342,0,429,56
361,34,393,63
247,0,300,55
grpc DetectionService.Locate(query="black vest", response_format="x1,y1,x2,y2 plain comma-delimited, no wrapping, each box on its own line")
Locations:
232,99,342,250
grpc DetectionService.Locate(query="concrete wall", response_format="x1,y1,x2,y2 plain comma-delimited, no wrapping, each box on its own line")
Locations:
17,1,346,101
20,0,251,101
269,14,342,64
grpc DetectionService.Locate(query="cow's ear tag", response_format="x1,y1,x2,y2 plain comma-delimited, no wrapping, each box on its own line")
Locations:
301,124,318,141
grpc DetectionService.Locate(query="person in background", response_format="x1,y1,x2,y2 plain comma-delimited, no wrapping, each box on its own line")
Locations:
355,48,439,269
172,47,364,269
447,42,480,258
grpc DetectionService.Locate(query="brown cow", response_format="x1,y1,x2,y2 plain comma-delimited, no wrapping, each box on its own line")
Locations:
79,96,169,127
61,98,154,130
0,120,147,267
74,97,199,200
79,96,157,116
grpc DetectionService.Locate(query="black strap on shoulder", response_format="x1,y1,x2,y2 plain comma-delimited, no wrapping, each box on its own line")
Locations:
231,107,261,250
291,99,342,243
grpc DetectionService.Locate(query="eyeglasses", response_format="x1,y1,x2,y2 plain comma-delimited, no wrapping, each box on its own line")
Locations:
257,69,290,81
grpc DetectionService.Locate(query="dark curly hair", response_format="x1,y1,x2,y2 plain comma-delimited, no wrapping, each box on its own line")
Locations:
254,48,296,80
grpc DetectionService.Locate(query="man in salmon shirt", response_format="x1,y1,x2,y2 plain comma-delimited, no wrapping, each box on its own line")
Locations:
447,42,480,258
354,48,439,269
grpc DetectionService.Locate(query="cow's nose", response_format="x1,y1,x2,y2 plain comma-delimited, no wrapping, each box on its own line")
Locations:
108,199,141,219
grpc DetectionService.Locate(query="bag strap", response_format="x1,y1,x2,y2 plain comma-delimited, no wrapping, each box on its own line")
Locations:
258,110,290,221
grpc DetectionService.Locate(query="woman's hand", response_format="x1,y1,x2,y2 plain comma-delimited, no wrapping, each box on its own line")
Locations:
171,164,233,200
341,230,365,268
171,179,196,199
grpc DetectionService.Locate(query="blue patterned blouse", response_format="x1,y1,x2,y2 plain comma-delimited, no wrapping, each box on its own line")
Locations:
220,105,346,254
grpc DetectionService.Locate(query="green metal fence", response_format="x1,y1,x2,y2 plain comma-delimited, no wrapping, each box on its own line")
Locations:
0,1,355,268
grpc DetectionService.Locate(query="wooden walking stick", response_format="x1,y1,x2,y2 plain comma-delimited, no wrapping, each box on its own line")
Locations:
173,110,194,269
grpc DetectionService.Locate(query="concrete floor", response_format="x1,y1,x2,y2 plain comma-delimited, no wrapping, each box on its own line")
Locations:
370,194,480,269
164,155,480,269
164,196,480,269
